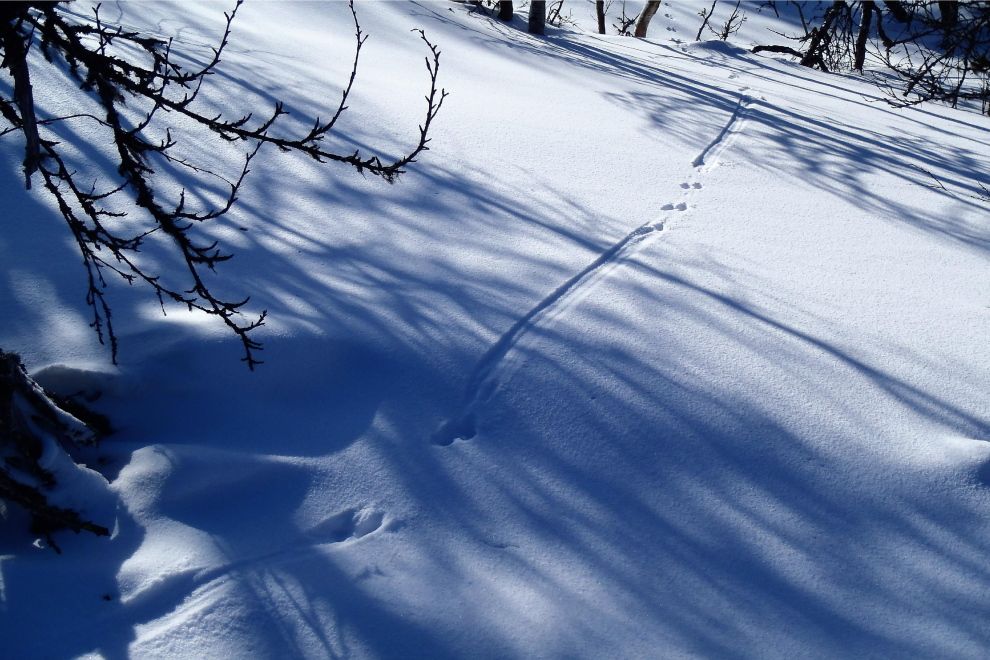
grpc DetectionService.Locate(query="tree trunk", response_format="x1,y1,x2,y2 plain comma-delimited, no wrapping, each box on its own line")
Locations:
498,1,513,21
938,1,958,31
0,13,40,188
800,0,845,71
633,1,661,38
528,0,545,34
696,0,718,41
883,0,910,24
854,0,874,71
595,0,606,34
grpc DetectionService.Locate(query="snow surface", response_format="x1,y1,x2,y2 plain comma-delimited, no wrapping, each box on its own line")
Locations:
2,1,990,658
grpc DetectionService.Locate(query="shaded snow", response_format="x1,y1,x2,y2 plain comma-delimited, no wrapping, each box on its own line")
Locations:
1,1,989,658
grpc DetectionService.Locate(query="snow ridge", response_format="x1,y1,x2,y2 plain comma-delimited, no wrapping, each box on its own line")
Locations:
124,507,386,608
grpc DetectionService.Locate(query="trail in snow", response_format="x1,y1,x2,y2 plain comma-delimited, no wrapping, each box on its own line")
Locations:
432,218,666,445
433,89,756,446
691,90,755,171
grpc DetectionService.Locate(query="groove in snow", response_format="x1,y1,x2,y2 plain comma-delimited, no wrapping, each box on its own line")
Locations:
432,220,665,445
691,93,754,170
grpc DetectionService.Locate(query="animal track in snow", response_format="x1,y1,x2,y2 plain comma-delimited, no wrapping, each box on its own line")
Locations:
434,91,761,448
305,507,386,544
691,91,754,170
433,220,666,446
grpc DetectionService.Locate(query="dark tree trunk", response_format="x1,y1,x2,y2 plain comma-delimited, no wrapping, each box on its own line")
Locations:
0,4,41,188
938,1,958,31
854,0,874,71
634,1,661,38
528,0,545,34
883,0,910,24
498,1,513,21
800,0,845,71
595,0,606,34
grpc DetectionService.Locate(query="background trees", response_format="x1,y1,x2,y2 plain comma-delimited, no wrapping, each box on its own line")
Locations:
573,0,988,116
744,1,990,114
878,2,990,112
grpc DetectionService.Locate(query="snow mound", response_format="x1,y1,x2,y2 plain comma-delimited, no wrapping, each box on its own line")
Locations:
683,38,749,56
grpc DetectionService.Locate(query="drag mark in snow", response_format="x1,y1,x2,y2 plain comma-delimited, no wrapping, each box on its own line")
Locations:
432,219,666,446
691,91,754,171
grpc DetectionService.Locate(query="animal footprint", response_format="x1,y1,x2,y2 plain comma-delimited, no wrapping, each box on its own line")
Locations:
661,202,688,212
306,507,386,544
432,412,477,445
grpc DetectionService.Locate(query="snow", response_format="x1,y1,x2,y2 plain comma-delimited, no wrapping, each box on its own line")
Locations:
2,1,990,657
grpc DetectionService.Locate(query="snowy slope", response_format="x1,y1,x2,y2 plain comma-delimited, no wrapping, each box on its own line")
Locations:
2,2,989,658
